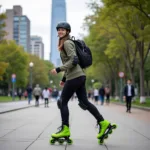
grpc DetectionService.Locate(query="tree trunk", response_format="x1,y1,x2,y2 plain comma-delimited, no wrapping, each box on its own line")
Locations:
139,63,145,102
139,41,145,103
8,82,11,96
146,80,149,97
114,74,119,100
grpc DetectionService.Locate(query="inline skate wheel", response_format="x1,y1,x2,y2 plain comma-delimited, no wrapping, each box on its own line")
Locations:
58,139,64,144
112,124,117,129
109,129,113,134
67,138,73,145
98,139,104,145
50,138,55,144
104,135,108,139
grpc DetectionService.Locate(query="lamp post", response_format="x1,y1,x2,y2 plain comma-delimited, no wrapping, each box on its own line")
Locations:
91,79,95,84
91,79,95,83
118,72,124,102
29,62,34,88
91,79,95,88
50,80,53,84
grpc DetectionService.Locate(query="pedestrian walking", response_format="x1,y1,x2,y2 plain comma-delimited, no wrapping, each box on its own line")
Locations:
18,88,22,100
23,90,28,100
33,84,42,107
88,90,92,100
123,79,135,113
105,86,111,105
42,87,50,107
52,88,59,101
49,22,117,144
99,86,105,105
26,85,32,104
94,88,99,105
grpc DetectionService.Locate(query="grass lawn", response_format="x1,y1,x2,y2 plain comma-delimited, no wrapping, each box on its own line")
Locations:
111,98,150,108
0,96,20,102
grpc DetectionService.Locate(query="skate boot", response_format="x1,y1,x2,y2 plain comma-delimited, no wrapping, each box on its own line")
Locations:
50,125,73,145
97,120,117,145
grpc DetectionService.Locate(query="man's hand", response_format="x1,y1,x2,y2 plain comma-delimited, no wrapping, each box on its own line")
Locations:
51,69,57,75
59,81,65,87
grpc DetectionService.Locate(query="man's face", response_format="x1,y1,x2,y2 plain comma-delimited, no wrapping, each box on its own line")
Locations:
127,80,131,85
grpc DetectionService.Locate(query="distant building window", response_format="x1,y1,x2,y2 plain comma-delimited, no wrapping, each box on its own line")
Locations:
20,34,27,38
20,25,27,29
20,17,26,21
14,17,19,21
20,22,27,25
20,30,26,34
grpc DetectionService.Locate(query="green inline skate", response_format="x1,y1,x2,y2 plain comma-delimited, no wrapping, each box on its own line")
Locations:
97,120,117,145
50,125,73,145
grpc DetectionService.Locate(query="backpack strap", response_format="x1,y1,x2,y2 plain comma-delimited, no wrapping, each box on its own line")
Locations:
62,37,75,56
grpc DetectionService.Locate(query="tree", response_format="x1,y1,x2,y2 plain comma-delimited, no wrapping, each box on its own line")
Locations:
28,55,49,88
0,62,8,80
0,12,7,42
93,82,102,89
84,0,150,103
103,0,150,20
43,60,62,89
0,41,29,91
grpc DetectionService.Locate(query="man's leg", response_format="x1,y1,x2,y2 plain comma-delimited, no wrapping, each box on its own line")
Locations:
126,96,129,112
35,96,39,106
128,96,132,113
47,99,49,107
44,99,46,107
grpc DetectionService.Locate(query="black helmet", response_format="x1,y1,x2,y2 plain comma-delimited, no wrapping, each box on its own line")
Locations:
56,22,71,32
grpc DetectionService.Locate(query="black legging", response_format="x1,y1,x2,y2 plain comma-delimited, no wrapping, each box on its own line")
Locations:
60,76,104,126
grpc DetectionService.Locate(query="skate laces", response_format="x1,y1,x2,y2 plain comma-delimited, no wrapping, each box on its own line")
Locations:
95,122,101,133
56,125,63,134
95,122,99,128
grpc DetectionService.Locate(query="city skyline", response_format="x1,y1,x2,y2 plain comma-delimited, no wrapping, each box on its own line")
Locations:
50,0,66,66
30,35,44,60
1,0,91,61
4,6,31,52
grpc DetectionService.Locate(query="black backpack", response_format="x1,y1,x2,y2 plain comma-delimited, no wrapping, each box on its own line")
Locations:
70,37,92,68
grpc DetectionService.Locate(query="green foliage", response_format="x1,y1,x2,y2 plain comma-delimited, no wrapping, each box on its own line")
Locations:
0,62,8,80
43,60,62,89
83,0,150,97
93,82,102,89
0,41,29,88
0,13,7,41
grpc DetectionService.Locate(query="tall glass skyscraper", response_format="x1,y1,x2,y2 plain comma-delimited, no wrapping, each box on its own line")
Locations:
50,0,66,67
13,16,30,51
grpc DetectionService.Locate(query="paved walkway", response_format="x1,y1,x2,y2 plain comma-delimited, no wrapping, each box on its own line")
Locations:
0,101,149,150
0,99,44,114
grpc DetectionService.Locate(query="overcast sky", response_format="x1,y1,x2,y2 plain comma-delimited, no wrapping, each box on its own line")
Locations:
1,0,92,60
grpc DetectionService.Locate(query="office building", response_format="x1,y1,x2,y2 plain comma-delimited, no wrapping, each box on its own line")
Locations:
50,0,66,66
30,36,44,59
